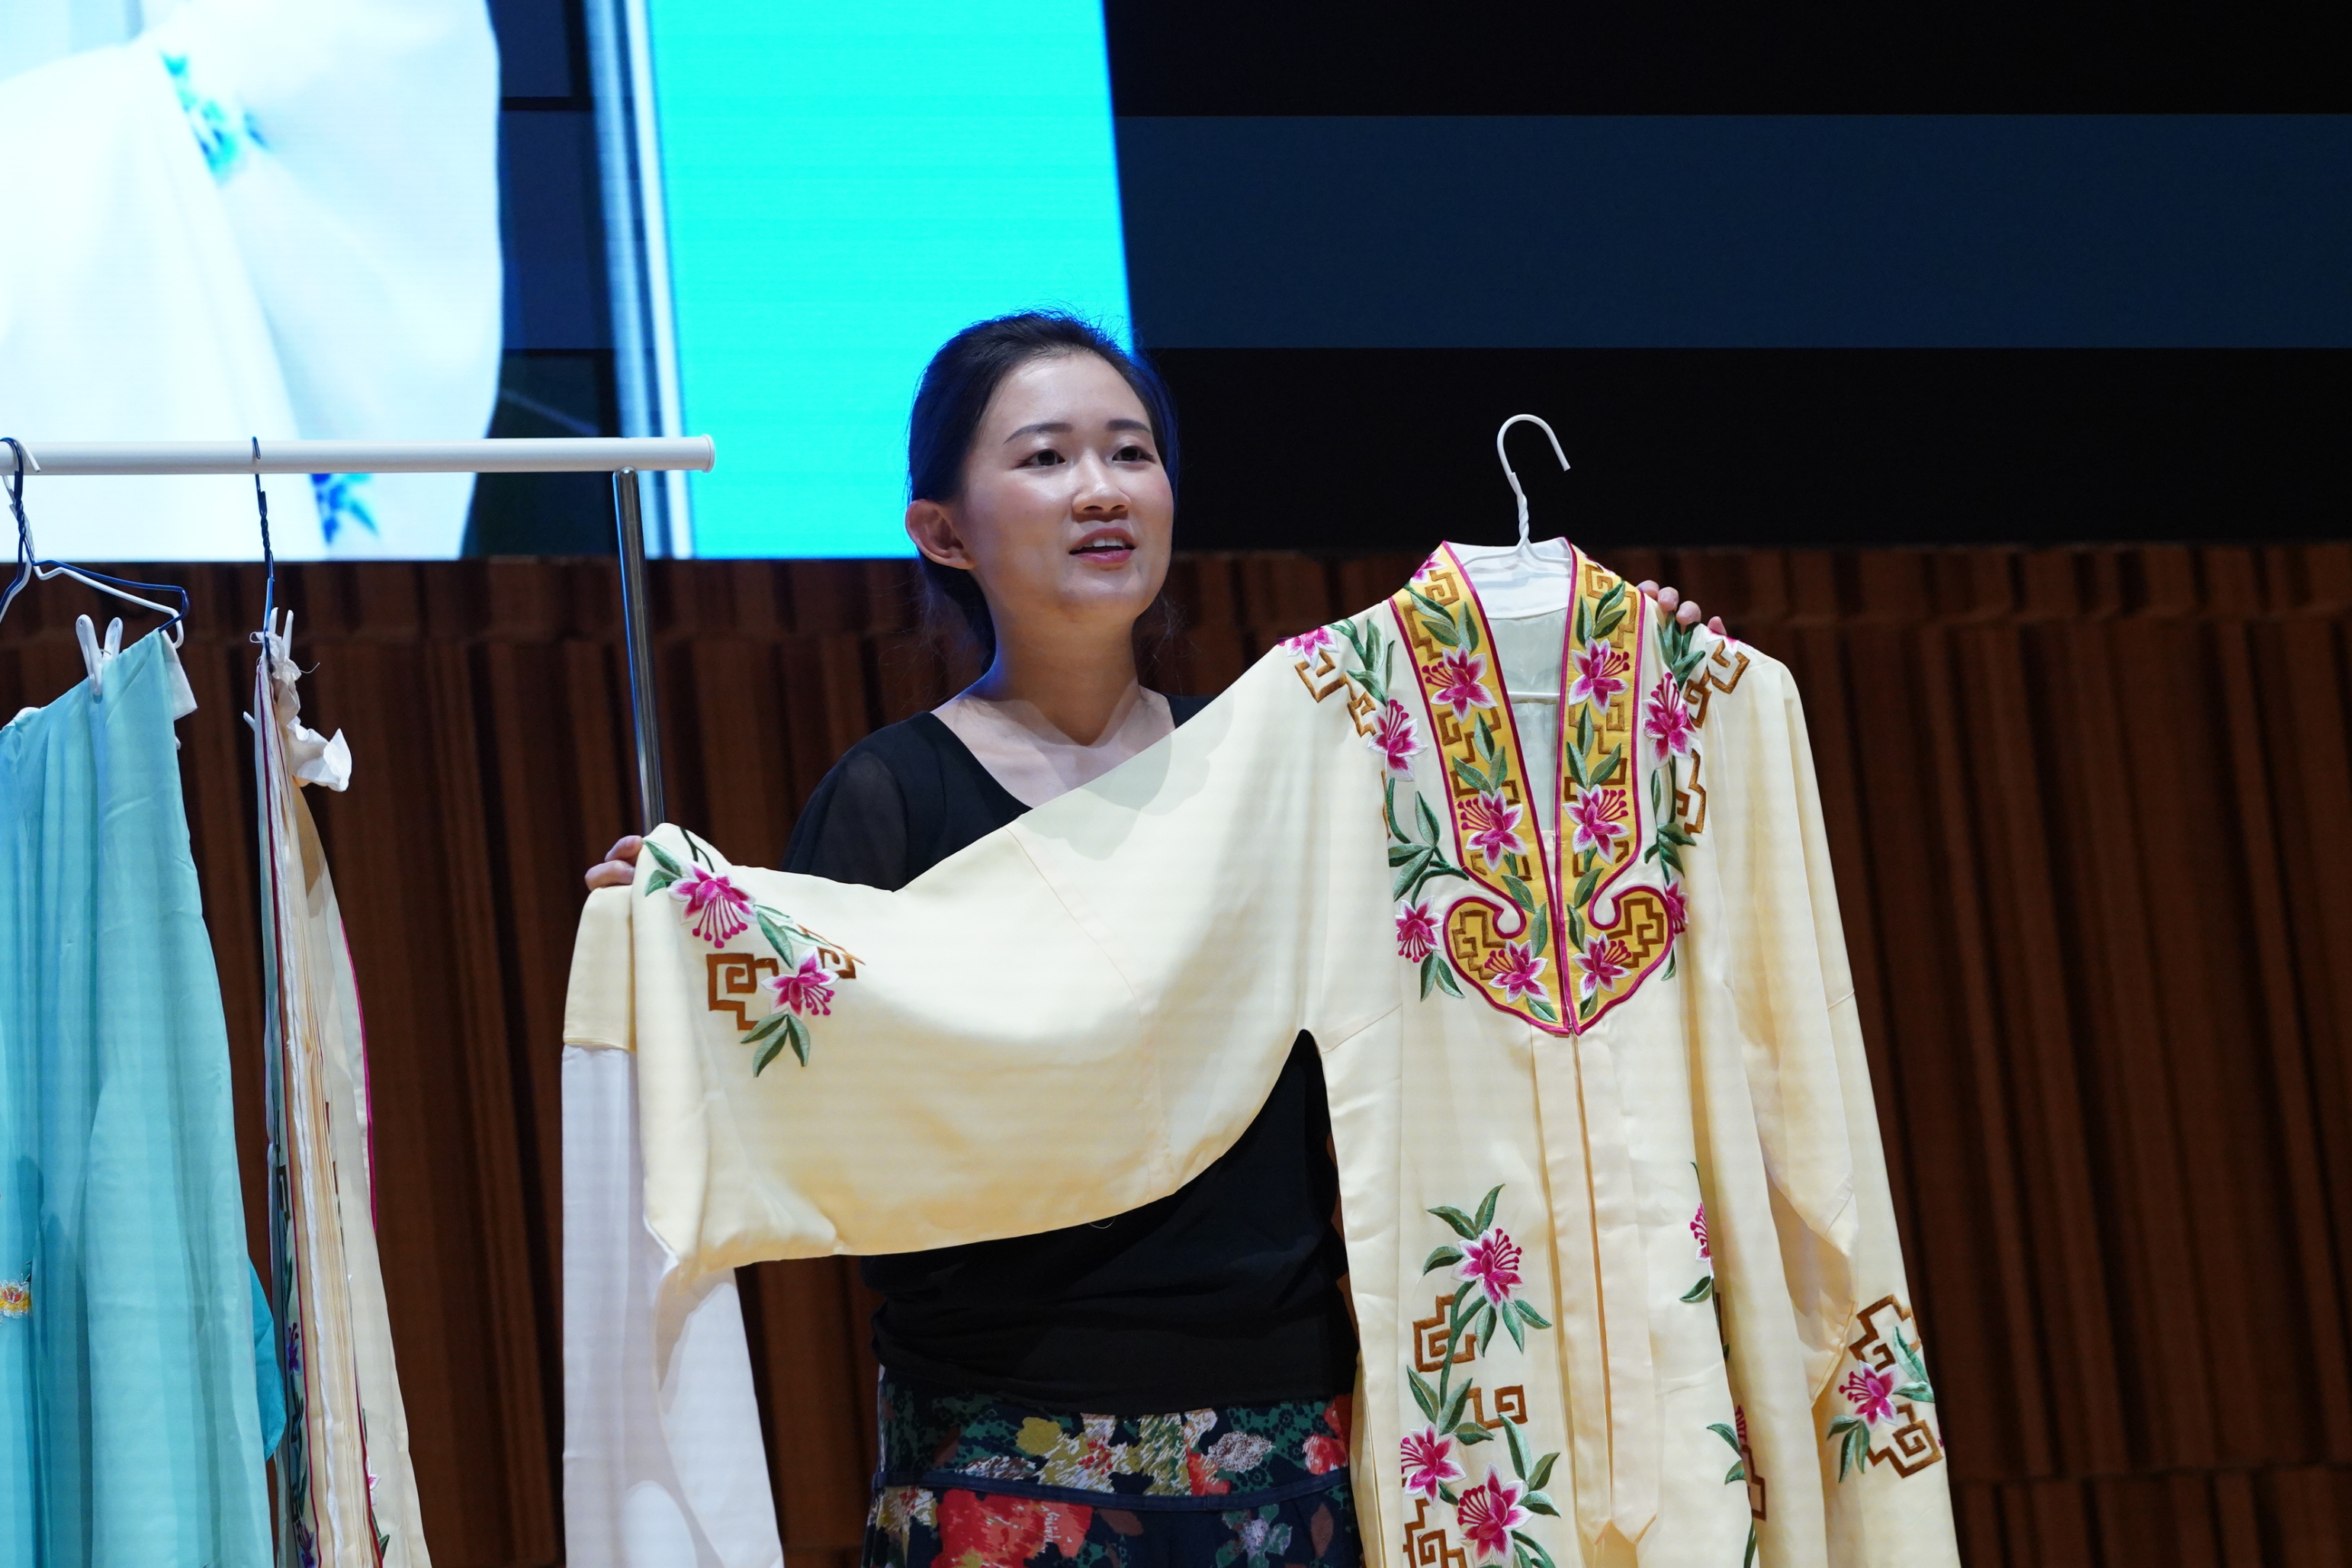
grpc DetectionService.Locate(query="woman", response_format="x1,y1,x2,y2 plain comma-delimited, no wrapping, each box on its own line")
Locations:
585,312,1714,1568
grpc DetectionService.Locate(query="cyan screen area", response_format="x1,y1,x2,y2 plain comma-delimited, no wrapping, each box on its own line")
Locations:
651,4,1133,557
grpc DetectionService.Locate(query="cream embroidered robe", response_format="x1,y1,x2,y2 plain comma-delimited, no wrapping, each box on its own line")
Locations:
564,541,1960,1568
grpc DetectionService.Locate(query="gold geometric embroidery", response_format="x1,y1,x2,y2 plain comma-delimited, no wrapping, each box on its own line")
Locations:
707,952,779,1029
1293,643,1380,734
1402,1496,1468,1568
1412,1293,1477,1373
1674,749,1710,836
1848,1296,1945,1479
1460,1383,1527,1429
1685,645,1750,729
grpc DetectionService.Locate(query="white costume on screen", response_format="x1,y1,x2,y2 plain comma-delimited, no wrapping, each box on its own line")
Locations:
0,0,499,559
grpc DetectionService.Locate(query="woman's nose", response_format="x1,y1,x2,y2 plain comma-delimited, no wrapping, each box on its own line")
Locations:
1071,455,1129,516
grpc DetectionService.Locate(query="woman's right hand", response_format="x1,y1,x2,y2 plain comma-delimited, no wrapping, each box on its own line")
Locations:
584,834,644,891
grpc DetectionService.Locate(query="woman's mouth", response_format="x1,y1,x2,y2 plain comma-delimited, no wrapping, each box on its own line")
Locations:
1071,529,1136,564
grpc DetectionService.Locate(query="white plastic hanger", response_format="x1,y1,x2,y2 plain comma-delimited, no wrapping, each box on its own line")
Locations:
1454,414,1576,622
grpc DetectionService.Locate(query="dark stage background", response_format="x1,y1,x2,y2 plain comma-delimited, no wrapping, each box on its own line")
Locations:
5,545,2350,1567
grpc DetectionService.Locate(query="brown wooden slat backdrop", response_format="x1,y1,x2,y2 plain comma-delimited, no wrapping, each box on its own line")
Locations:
3,545,2349,1568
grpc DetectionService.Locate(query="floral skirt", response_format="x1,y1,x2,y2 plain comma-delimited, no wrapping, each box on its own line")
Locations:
863,1375,1359,1568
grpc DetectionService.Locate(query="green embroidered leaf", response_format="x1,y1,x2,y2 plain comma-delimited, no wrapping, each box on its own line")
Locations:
1565,908,1586,949
1896,1330,1932,1385
1560,743,1589,792
1461,608,1481,654
1894,1383,1936,1403
642,839,684,879
1393,854,1435,901
1407,1367,1439,1422
1744,1522,1759,1568
1474,714,1499,761
1510,1529,1557,1568
1422,1245,1465,1274
1708,1422,1740,1455
1415,792,1444,847
786,1014,811,1067
1418,615,1461,650
1528,915,1549,959
1473,1184,1502,1233
1451,1278,1477,1313
1650,770,1663,815
1419,954,1439,1001
743,1009,794,1044
1529,996,1558,1023
1596,579,1627,617
1682,1275,1714,1303
1431,961,1465,999
1502,874,1537,912
1512,1299,1551,1330
643,870,680,897
1590,744,1623,787
1573,596,1591,645
1658,840,1685,876
1593,604,1626,640
1479,1302,1499,1355
1664,951,1677,982
1502,1414,1530,1480
1658,820,1695,847
1575,705,1594,755
1389,843,1431,868
1454,1424,1492,1444
1501,1298,1528,1351
1429,1205,1483,1241
750,1030,788,1076
1724,1460,1746,1485
1441,1380,1471,1431
1522,1493,1560,1518
1528,1451,1557,1492
757,910,800,965
1451,756,1494,795
1488,745,1512,785
1406,584,1454,624
1572,865,1602,910
1384,778,1408,843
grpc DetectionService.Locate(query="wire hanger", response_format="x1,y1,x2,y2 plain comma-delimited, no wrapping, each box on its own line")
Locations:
1495,413,1571,564
0,437,190,648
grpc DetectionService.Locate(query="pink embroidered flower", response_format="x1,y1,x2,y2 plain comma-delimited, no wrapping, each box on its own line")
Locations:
1660,882,1688,936
1396,901,1440,962
670,865,753,947
1567,644,1631,711
1281,625,1333,657
1566,788,1630,859
1457,1226,1525,1306
768,954,836,1017
1644,676,1695,758
1368,700,1422,774
1454,1470,1531,1563
1457,789,1524,863
1485,941,1547,1004
1842,1366,1897,1425
1577,936,1633,1000
1691,1202,1711,1260
1429,650,1493,720
1399,1426,1464,1500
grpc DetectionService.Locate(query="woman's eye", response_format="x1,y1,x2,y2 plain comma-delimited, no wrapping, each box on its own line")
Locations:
1019,449,1065,468
1114,445,1154,463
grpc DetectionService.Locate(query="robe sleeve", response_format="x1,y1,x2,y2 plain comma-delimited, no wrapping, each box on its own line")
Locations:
569,645,1402,1288
1695,644,1961,1563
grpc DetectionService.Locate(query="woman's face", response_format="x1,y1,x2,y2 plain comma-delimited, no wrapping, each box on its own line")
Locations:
906,350,1174,649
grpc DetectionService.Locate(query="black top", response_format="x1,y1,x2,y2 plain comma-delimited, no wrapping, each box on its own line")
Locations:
782,701,1358,1413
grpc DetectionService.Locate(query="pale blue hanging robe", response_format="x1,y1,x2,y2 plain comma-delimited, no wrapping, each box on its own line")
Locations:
0,631,272,1566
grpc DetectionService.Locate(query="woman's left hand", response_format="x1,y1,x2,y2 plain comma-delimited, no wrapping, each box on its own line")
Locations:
1637,581,1725,636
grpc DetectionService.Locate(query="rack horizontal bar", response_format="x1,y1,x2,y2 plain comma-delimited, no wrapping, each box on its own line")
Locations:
9,437,715,477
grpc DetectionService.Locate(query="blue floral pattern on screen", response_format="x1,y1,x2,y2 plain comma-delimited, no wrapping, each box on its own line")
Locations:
311,474,378,545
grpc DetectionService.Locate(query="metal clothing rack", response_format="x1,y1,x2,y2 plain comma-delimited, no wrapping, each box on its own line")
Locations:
9,435,711,830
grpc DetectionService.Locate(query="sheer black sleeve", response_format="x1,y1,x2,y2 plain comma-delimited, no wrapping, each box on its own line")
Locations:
782,747,914,892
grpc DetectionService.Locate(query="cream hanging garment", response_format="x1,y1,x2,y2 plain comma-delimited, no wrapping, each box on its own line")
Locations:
567,544,1959,1568
253,614,430,1566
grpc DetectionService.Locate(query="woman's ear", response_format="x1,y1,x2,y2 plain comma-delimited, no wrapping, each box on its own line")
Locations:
904,499,971,569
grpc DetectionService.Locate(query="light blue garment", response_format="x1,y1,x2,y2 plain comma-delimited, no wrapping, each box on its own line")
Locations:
0,633,272,1566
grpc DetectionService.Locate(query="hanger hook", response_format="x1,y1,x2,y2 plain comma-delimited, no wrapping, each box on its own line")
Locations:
1495,414,1570,548
252,436,278,637
2,438,34,629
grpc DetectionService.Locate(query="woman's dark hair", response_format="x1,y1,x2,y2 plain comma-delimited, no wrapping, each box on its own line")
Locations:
908,311,1180,667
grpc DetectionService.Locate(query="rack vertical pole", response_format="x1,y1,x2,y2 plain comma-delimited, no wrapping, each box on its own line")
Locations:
612,468,667,831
